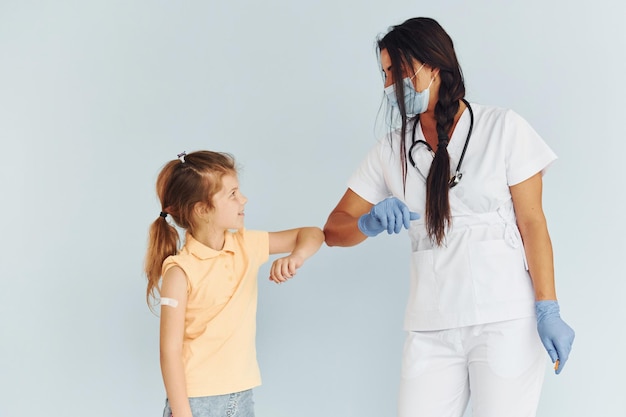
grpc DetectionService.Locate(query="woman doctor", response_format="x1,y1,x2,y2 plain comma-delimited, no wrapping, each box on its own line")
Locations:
323,17,575,417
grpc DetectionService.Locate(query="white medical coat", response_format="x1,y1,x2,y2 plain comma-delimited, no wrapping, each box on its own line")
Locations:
348,102,557,331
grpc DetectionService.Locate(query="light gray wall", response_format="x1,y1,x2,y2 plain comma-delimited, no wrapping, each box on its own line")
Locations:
1,1,624,416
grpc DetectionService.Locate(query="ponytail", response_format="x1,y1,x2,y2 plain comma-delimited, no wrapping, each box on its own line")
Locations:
144,214,179,310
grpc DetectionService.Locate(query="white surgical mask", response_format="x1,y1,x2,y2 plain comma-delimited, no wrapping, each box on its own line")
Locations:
384,63,434,116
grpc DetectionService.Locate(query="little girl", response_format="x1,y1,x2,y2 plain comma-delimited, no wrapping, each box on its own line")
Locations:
144,150,324,417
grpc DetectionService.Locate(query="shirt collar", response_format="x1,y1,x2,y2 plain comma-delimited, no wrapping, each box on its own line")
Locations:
184,230,238,260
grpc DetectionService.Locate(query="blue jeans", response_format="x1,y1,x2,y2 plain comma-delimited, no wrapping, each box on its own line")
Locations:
163,389,255,417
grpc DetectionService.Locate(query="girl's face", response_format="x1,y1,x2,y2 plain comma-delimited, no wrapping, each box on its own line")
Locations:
209,173,247,231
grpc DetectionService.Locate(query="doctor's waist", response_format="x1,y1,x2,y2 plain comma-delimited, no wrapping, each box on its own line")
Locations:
408,215,520,252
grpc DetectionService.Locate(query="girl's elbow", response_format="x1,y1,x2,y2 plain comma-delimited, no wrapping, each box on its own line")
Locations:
160,344,183,362
310,227,325,240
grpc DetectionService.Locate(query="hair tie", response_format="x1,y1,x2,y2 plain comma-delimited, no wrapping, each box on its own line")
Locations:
177,151,186,163
159,211,168,218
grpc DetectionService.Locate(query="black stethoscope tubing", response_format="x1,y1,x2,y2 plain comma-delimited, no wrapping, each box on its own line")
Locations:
408,99,474,188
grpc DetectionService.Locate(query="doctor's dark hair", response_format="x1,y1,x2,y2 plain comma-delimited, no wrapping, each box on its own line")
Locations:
377,17,465,245
144,150,237,310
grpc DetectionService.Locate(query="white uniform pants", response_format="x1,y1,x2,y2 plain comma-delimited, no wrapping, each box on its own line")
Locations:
398,317,546,417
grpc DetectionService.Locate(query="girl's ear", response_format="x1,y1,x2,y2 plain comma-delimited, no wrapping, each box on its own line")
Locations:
193,201,210,222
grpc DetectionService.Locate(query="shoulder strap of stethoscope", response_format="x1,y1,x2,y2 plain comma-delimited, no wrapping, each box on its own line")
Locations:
456,98,473,176
408,118,425,168
456,99,474,174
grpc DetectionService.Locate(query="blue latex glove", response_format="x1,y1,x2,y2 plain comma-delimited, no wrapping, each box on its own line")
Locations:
358,197,420,237
535,300,575,374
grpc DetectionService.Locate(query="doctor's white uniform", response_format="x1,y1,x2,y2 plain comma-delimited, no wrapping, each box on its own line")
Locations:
348,102,557,417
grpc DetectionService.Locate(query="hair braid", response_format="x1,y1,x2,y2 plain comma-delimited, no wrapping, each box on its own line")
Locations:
377,17,466,246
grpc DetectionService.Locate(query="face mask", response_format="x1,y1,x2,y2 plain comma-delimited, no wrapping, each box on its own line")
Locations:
384,63,434,116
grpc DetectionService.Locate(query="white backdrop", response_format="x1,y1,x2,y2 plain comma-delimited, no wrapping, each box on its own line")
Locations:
1,1,624,416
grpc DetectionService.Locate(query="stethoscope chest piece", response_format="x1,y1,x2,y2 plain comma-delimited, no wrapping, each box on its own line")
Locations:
449,172,463,188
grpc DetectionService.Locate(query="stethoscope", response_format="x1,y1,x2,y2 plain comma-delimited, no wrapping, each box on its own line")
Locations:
408,99,474,188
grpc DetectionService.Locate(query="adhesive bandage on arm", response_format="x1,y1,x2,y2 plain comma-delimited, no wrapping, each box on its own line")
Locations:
160,297,179,308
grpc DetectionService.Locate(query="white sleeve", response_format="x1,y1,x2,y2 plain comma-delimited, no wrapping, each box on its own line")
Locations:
347,139,393,205
503,110,558,186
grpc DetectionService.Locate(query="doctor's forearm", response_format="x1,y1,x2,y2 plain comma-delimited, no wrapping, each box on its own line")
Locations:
324,212,368,247
519,222,557,301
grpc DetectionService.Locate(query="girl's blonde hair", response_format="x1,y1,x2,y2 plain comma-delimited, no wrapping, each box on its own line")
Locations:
144,150,237,309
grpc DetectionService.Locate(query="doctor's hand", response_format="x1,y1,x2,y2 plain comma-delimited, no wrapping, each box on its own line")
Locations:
535,300,575,374
358,197,420,237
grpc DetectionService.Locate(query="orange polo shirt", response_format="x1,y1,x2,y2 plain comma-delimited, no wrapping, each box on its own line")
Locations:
161,228,269,397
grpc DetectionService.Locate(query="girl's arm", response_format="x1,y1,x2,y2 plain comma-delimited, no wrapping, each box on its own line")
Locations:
267,226,325,283
510,172,556,300
159,266,193,417
323,188,374,247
